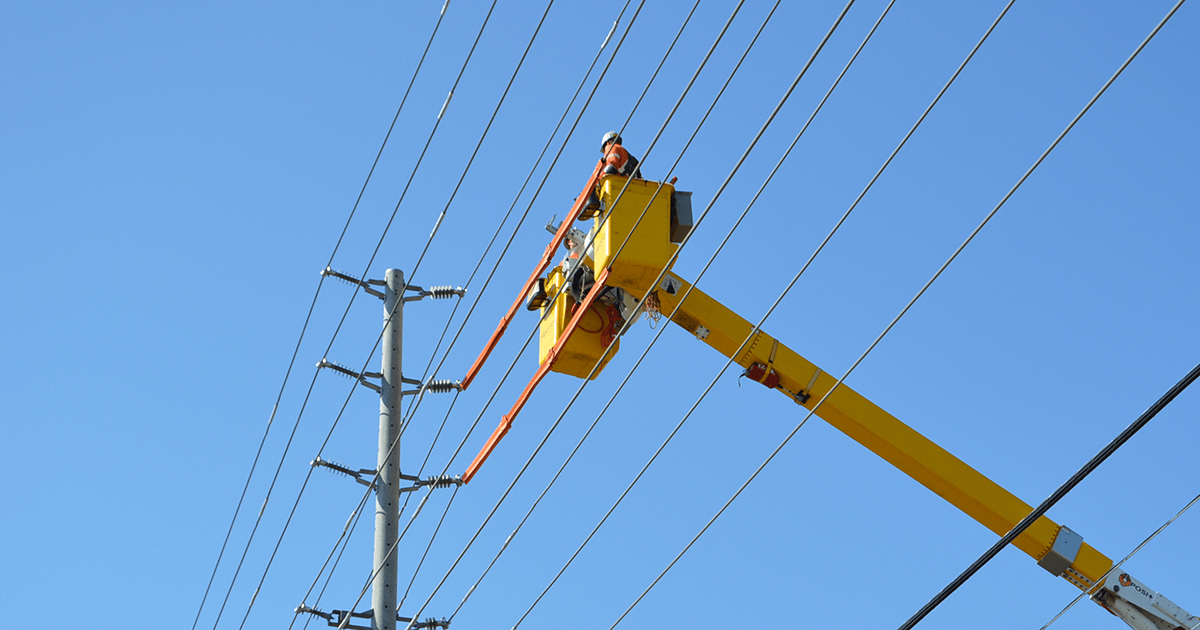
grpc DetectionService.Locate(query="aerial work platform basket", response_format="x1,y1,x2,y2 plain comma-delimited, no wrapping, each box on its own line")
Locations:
592,176,677,296
537,265,619,379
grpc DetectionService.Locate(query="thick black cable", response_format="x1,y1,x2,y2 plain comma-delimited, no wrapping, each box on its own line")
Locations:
895,3,1189,625
899,364,1199,630
610,4,1188,624
192,6,452,629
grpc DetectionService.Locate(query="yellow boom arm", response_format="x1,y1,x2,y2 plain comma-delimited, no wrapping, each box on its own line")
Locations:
651,270,1111,590
474,172,1195,629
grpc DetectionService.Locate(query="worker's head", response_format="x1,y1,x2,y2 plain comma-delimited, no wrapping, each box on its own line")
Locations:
601,130,621,153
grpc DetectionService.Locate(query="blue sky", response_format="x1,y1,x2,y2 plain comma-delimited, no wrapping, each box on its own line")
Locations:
3,2,1198,629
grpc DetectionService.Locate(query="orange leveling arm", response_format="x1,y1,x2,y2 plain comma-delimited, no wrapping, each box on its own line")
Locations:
462,268,612,483
460,161,607,390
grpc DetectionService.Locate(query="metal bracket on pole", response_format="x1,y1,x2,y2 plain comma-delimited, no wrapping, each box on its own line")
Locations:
296,607,450,630
311,457,377,489
322,266,386,300
296,606,372,630
411,618,451,629
317,359,382,393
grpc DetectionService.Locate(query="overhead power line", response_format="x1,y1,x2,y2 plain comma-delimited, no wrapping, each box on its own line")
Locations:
605,3,1190,626
404,0,558,287
402,0,857,624
215,4,503,628
492,2,908,627
289,492,372,630
191,5,455,629
289,390,463,630
894,3,1191,626
397,0,632,413
279,3,639,622
419,0,651,490
899,365,1199,630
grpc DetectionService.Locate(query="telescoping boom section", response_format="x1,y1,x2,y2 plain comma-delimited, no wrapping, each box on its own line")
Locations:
464,172,1197,630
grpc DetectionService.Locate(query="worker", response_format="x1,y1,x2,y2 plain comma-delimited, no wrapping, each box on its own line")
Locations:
583,131,642,219
600,130,642,178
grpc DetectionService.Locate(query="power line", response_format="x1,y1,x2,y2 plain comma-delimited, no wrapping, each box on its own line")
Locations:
605,2,1190,623
495,4,880,626
417,0,650,489
397,0,629,408
276,6,652,624
403,0,855,623
403,0,702,417
893,6,1192,624
616,0,703,137
223,3,511,626
290,389,463,630
191,4,455,628
280,6,633,612
289,492,372,630
404,0,558,287
442,0,743,487
898,364,1199,630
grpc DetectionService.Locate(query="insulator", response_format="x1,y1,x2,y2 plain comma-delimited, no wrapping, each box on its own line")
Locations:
317,358,357,379
428,285,463,299
327,459,350,476
425,379,462,393
425,474,463,489
322,267,363,286
312,457,353,477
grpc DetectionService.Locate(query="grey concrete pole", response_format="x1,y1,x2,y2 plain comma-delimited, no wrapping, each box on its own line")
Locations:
373,268,403,630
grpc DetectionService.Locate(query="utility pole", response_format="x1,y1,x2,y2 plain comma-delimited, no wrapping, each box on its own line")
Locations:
374,268,404,630
300,266,465,630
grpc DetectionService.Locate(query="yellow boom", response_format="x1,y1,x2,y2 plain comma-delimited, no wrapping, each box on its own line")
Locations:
469,172,1195,629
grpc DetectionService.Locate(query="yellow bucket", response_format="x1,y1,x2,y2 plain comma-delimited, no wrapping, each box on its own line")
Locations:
592,176,674,296
538,266,619,379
